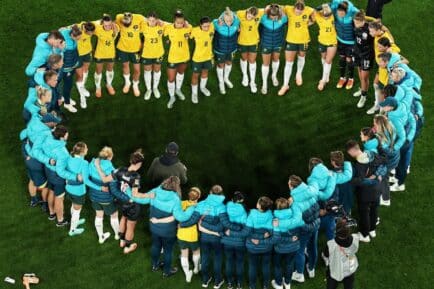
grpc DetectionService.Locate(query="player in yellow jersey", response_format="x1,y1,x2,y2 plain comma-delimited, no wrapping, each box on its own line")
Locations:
190,17,214,104
164,10,192,109
115,12,145,97
315,4,338,91
93,14,119,98
237,7,264,93
75,21,95,104
278,0,315,96
141,12,168,101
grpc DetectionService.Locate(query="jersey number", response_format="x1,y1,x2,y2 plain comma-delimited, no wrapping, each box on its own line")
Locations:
248,26,253,31
326,27,332,33
204,41,208,47
150,38,158,44
295,22,301,28
105,40,111,46
178,41,183,48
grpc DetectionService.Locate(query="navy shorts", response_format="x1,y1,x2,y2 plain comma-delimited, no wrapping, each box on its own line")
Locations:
45,167,66,196
25,158,47,187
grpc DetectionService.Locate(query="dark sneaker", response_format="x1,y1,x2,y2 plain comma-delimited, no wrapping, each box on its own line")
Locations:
56,219,69,227
163,267,178,278
202,277,212,288
48,214,56,221
30,198,41,207
152,261,164,272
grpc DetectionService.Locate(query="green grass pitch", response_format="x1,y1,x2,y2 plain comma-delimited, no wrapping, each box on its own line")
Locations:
0,0,433,288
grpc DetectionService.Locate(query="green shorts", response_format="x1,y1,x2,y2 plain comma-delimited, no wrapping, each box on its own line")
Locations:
178,240,199,251
285,42,309,52
238,44,258,53
78,53,92,67
91,201,117,216
141,57,163,65
318,43,337,53
214,52,234,64
260,46,282,54
68,193,86,206
192,60,213,73
117,49,141,64
377,82,385,90
94,57,115,63
168,61,188,69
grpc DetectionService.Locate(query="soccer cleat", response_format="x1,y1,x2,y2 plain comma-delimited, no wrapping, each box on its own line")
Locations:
367,105,380,115
358,232,371,243
369,230,376,238
357,96,367,108
69,99,77,106
200,87,211,97
271,280,283,289
389,176,398,183
291,272,305,283
175,89,185,100
122,84,131,94
114,234,120,240
250,82,258,93
390,183,405,192
48,214,56,221
192,93,199,104
261,86,268,95
98,232,111,244
82,87,90,97
133,85,140,97
185,270,193,283
56,219,69,227
64,104,77,113
353,88,362,97
272,75,279,87
336,77,347,89
295,74,303,86
380,196,391,207
144,90,152,101
202,277,213,288
306,265,315,278
346,78,354,90
80,96,87,109
167,97,176,109
219,83,226,95
30,198,40,207
77,218,85,226
123,242,138,254
213,280,224,289
193,263,201,274
153,88,161,99
106,85,116,95
317,80,326,91
68,228,85,237
278,85,289,96
224,79,234,89
95,88,102,98
242,76,249,87
163,267,178,278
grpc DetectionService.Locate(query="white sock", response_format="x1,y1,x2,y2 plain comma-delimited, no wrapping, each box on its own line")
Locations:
144,70,152,91
240,59,248,79
224,64,232,81
153,71,161,90
262,65,270,86
110,216,119,236
192,254,200,271
123,73,131,86
94,73,102,89
296,55,305,76
321,58,326,66
83,71,89,84
76,81,84,93
70,207,81,232
217,67,224,84
200,77,208,89
271,60,280,78
283,61,294,86
374,83,380,106
106,70,114,86
181,256,190,275
132,80,139,88
249,62,257,84
192,84,198,95
94,216,103,239
176,73,184,90
167,81,175,97
323,63,332,82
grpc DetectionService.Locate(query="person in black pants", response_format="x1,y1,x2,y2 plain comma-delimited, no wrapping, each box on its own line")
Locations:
366,0,392,19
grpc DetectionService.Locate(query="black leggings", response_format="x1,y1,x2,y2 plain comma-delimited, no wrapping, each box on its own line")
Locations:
327,271,355,289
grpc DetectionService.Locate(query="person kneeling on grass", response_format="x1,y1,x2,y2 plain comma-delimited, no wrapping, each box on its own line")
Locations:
323,219,359,289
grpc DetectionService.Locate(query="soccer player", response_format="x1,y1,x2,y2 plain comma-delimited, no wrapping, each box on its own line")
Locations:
164,10,192,109
190,16,214,104
213,7,240,95
330,0,359,90
315,4,338,91
93,14,119,98
116,12,146,97
25,30,65,77
259,4,288,95
237,7,264,93
278,1,315,96
141,12,168,101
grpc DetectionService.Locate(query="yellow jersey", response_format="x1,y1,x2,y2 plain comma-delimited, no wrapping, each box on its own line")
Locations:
374,31,400,85
76,21,93,56
190,24,215,62
315,13,337,46
115,14,145,53
237,9,264,46
177,200,198,242
284,5,315,44
165,25,192,64
141,22,167,59
94,22,119,59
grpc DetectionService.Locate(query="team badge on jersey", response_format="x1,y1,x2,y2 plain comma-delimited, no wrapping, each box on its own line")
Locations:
133,25,139,30
158,29,163,35
362,32,368,40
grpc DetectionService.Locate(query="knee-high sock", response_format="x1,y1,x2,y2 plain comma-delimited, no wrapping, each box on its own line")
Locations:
249,62,257,84
200,77,208,89
339,57,347,78
347,60,355,79
94,216,104,238
262,65,270,87
323,63,332,82
217,67,224,84
193,254,200,271
144,70,152,91
123,73,131,86
83,71,89,85
191,84,198,95
181,256,190,275
296,55,305,76
110,216,119,236
167,81,175,97
94,73,102,89
176,73,184,90
240,59,248,79
153,71,161,89
283,61,294,86
224,64,232,81
70,207,80,232
271,60,280,79
106,70,114,86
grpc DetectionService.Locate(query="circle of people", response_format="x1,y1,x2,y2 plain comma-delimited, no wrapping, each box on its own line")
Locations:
20,1,424,289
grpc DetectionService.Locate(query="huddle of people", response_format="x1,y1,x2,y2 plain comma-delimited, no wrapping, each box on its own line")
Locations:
25,0,399,113
20,1,425,289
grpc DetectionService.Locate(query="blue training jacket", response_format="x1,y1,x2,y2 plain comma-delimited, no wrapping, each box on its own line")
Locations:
20,116,52,159
387,104,407,151
63,156,102,196
387,54,422,91
307,163,338,201
330,0,359,44
25,33,62,77
60,28,79,71
259,14,288,48
88,158,123,204
291,182,319,212
220,201,248,248
364,138,379,154
212,13,240,55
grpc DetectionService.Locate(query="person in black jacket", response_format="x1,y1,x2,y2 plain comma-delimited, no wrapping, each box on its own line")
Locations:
345,140,386,243
366,0,392,19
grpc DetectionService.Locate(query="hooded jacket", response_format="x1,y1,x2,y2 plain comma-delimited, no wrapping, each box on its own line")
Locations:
25,32,63,76
213,12,240,54
220,201,248,248
330,0,359,44
259,14,288,48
